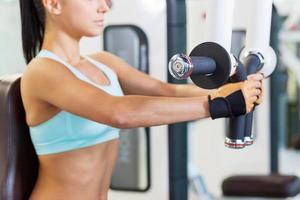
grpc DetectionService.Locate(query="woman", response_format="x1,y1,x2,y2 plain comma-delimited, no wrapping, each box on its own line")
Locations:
19,0,263,200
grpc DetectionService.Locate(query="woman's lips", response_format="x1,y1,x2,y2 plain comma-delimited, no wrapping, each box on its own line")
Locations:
94,20,104,27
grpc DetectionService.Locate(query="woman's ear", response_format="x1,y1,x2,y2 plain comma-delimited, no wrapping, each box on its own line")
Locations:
42,0,62,15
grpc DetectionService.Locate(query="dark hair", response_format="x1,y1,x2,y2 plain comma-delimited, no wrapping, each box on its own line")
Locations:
19,0,45,64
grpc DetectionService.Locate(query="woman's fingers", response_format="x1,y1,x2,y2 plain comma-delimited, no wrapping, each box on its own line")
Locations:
242,80,264,112
255,83,264,105
247,73,264,81
250,95,258,102
246,80,262,89
249,88,261,96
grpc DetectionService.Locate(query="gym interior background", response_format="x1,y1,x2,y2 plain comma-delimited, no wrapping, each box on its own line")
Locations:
1,0,300,199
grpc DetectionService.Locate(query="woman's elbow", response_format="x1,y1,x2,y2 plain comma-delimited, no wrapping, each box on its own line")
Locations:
111,110,135,129
108,98,143,129
112,114,129,129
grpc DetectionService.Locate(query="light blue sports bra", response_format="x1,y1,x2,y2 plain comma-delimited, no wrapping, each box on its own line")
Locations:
29,49,124,155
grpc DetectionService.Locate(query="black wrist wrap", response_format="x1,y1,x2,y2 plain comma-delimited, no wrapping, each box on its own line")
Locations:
208,90,246,120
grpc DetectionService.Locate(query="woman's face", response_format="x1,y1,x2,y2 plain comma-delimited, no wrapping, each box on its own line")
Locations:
47,0,110,38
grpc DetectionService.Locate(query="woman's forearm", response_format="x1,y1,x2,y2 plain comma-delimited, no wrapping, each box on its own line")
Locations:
169,83,216,97
112,95,210,129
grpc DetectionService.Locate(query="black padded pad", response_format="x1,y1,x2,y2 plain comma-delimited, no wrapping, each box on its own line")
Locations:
222,174,300,198
293,137,300,150
190,42,231,89
0,74,39,200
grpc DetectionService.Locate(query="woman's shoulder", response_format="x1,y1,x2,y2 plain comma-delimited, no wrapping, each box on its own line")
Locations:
22,57,50,83
20,57,68,116
23,57,61,81
21,56,75,93
24,56,62,73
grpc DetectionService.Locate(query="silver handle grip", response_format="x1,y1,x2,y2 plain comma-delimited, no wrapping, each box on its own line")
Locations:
168,54,193,80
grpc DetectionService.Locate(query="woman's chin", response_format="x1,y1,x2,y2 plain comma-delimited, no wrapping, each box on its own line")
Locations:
84,30,103,37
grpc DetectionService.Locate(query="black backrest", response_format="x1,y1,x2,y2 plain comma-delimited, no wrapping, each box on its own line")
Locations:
0,74,38,200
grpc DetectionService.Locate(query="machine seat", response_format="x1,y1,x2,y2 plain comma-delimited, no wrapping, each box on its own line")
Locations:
0,74,38,200
222,174,300,198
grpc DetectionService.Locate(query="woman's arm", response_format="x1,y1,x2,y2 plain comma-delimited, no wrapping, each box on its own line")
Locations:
90,52,215,97
165,83,216,97
22,58,210,129
111,95,210,128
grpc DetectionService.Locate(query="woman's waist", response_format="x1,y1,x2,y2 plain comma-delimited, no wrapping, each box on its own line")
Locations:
37,168,102,189
31,174,102,200
38,140,115,170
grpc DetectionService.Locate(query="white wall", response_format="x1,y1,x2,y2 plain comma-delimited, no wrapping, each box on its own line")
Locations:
0,1,25,75
0,1,103,74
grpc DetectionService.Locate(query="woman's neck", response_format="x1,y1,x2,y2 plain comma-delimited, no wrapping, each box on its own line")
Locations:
41,30,83,66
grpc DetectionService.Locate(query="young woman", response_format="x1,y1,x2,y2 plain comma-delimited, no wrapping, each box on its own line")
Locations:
19,0,263,200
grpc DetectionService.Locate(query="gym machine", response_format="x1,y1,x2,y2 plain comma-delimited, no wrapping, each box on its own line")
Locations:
169,0,276,149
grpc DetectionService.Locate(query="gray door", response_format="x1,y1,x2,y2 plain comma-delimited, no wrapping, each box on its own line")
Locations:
104,25,151,191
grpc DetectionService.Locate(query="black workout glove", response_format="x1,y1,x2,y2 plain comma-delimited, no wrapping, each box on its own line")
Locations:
208,90,246,119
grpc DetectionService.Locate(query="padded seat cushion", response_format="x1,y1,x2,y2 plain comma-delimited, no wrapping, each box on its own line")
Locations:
222,174,300,198
0,74,38,200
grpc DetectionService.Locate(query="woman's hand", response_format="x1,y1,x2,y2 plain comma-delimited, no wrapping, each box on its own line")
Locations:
247,73,264,105
242,74,264,112
241,73,264,112
210,73,264,116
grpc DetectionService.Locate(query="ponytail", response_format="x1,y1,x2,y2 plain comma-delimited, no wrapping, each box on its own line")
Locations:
19,0,45,64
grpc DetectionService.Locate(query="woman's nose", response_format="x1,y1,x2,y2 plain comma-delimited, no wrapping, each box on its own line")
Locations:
97,0,110,13
105,0,112,9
